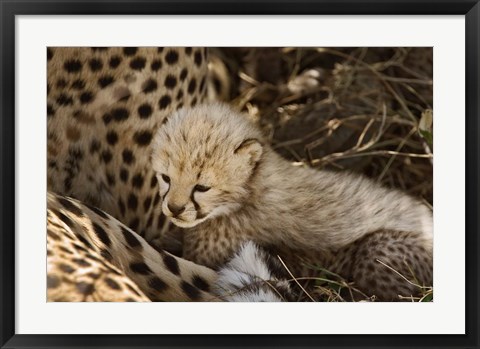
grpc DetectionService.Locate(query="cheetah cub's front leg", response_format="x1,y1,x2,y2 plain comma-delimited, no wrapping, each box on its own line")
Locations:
151,103,433,301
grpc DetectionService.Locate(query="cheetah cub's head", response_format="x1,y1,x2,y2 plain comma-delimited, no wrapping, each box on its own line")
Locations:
152,103,264,228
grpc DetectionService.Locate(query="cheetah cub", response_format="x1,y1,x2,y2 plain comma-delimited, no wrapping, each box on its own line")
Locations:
152,103,433,301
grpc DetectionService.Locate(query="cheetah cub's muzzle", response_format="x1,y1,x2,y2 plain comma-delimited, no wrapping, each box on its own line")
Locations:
151,103,263,228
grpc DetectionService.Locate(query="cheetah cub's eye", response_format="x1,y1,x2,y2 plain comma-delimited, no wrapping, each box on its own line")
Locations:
161,174,170,184
194,184,210,192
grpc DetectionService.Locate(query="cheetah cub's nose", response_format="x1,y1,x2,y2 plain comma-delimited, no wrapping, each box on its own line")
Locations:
167,203,185,216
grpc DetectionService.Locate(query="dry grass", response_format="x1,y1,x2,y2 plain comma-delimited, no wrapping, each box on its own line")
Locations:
210,47,433,302
212,47,433,204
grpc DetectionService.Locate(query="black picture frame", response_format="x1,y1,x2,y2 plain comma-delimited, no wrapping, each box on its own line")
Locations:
1,1,479,348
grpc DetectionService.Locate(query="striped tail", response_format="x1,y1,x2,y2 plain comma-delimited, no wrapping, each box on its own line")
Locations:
213,241,294,302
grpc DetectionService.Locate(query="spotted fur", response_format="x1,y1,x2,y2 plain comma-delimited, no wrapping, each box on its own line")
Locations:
47,47,208,245
48,192,220,301
47,209,150,302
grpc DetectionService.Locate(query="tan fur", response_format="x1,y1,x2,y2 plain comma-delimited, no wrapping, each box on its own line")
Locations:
152,103,433,300
47,47,208,245
47,192,220,302
47,215,150,302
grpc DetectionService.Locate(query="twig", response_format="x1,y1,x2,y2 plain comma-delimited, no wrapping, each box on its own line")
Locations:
378,127,417,181
375,259,431,290
277,255,316,302
311,150,433,166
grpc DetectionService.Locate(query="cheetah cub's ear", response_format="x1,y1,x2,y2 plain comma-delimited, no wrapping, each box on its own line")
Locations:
234,138,263,167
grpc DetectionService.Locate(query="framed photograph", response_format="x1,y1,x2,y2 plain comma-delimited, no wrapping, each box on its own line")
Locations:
1,1,479,348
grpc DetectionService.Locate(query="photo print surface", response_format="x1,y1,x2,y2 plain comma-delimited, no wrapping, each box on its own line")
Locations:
46,47,433,302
